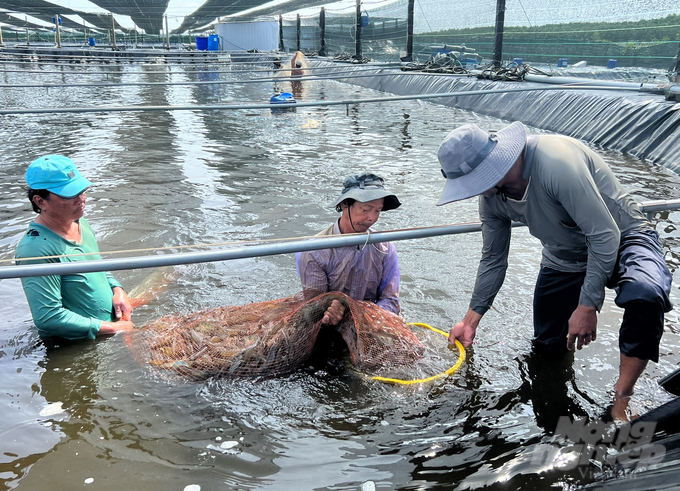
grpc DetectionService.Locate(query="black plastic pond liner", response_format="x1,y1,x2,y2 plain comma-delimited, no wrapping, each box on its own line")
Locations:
317,61,680,175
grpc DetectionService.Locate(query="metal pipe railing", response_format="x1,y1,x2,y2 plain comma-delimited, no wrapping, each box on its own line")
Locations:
0,84,642,116
1,199,678,280
0,63,401,75
0,71,405,90
0,65,402,76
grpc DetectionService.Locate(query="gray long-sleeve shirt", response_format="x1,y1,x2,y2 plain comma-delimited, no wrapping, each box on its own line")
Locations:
470,134,649,314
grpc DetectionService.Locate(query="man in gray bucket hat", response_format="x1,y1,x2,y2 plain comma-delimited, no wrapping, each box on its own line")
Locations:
438,121,672,420
296,173,401,326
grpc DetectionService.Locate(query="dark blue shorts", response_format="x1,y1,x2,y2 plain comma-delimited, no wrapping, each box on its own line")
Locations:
533,229,672,362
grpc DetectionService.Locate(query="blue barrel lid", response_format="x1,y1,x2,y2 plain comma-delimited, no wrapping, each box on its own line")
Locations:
270,92,296,104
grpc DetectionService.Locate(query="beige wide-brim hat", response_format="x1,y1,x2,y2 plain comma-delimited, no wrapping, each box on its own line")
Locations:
437,121,527,205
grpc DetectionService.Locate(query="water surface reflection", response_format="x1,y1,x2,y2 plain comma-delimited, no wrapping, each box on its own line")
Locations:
0,63,679,490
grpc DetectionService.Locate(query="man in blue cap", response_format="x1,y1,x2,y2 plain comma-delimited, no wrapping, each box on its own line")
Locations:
296,173,401,326
15,155,134,340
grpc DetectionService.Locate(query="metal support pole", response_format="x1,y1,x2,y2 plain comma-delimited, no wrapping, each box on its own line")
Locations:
55,14,61,48
84,29,87,45
355,0,362,60
135,28,138,49
111,14,116,50
25,15,29,45
165,15,170,50
296,14,301,52
0,23,4,47
319,7,326,56
279,15,284,51
493,0,506,67
674,40,680,82
403,0,414,62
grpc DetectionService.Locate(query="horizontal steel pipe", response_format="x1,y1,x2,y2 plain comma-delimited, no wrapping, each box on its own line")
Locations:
0,71,400,89
1,199,678,280
0,84,642,116
0,222,490,279
0,64,400,75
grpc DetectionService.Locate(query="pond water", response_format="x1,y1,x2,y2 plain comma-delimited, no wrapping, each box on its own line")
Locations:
1,61,679,491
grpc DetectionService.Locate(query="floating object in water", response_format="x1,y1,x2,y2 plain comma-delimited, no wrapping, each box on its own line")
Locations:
270,92,296,105
39,401,65,417
301,119,321,129
270,92,297,114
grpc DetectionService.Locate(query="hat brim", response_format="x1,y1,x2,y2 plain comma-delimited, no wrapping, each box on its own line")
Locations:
437,121,527,205
49,176,93,198
330,188,401,211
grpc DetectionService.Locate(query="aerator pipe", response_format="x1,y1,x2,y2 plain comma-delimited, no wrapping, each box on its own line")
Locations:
0,84,642,116
0,71,409,89
524,74,667,94
0,63,400,75
1,200,678,280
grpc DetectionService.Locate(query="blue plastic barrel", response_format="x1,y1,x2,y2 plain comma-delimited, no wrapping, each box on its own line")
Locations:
196,36,208,51
512,58,523,65
557,58,568,68
88,37,96,47
607,59,617,69
208,34,219,51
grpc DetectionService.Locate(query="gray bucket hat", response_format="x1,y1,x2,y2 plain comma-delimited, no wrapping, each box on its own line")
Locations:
437,121,527,205
330,173,401,211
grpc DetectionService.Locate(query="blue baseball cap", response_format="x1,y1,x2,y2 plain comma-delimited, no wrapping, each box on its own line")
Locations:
25,155,93,198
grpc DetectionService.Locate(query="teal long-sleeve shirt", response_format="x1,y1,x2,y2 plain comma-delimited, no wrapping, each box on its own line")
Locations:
15,218,121,340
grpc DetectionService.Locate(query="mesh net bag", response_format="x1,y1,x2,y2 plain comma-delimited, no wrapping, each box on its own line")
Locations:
127,291,426,380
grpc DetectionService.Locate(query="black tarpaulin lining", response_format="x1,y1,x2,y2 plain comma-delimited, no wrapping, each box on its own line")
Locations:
314,61,680,174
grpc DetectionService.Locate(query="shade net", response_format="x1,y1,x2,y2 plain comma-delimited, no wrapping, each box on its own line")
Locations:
125,291,451,381
271,0,678,71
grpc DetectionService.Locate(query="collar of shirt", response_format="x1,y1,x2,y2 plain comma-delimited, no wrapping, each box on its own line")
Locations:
522,135,540,180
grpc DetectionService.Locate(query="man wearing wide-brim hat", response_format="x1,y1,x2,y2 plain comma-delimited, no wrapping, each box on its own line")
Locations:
437,121,672,419
15,155,134,340
296,173,401,326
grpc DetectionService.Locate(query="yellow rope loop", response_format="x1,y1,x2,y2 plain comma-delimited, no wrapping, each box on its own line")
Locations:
371,322,466,385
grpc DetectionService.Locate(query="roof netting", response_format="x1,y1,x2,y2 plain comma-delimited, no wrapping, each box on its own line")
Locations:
172,0,329,34
85,0,169,34
1,0,133,33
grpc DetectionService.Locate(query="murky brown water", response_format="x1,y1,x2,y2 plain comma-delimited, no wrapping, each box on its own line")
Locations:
1,60,679,490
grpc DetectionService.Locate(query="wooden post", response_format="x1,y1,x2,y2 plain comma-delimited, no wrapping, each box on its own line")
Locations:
165,14,170,49
319,7,326,56
55,14,61,48
493,0,506,67
354,0,362,60
279,15,283,51
404,0,414,61
296,14,301,52
111,13,116,49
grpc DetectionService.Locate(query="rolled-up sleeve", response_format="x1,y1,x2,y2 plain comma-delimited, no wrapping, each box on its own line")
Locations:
470,198,512,315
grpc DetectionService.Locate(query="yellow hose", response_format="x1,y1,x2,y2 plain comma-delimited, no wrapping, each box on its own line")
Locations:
371,322,466,385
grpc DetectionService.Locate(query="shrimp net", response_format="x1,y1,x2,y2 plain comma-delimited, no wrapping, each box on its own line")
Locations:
126,291,428,381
